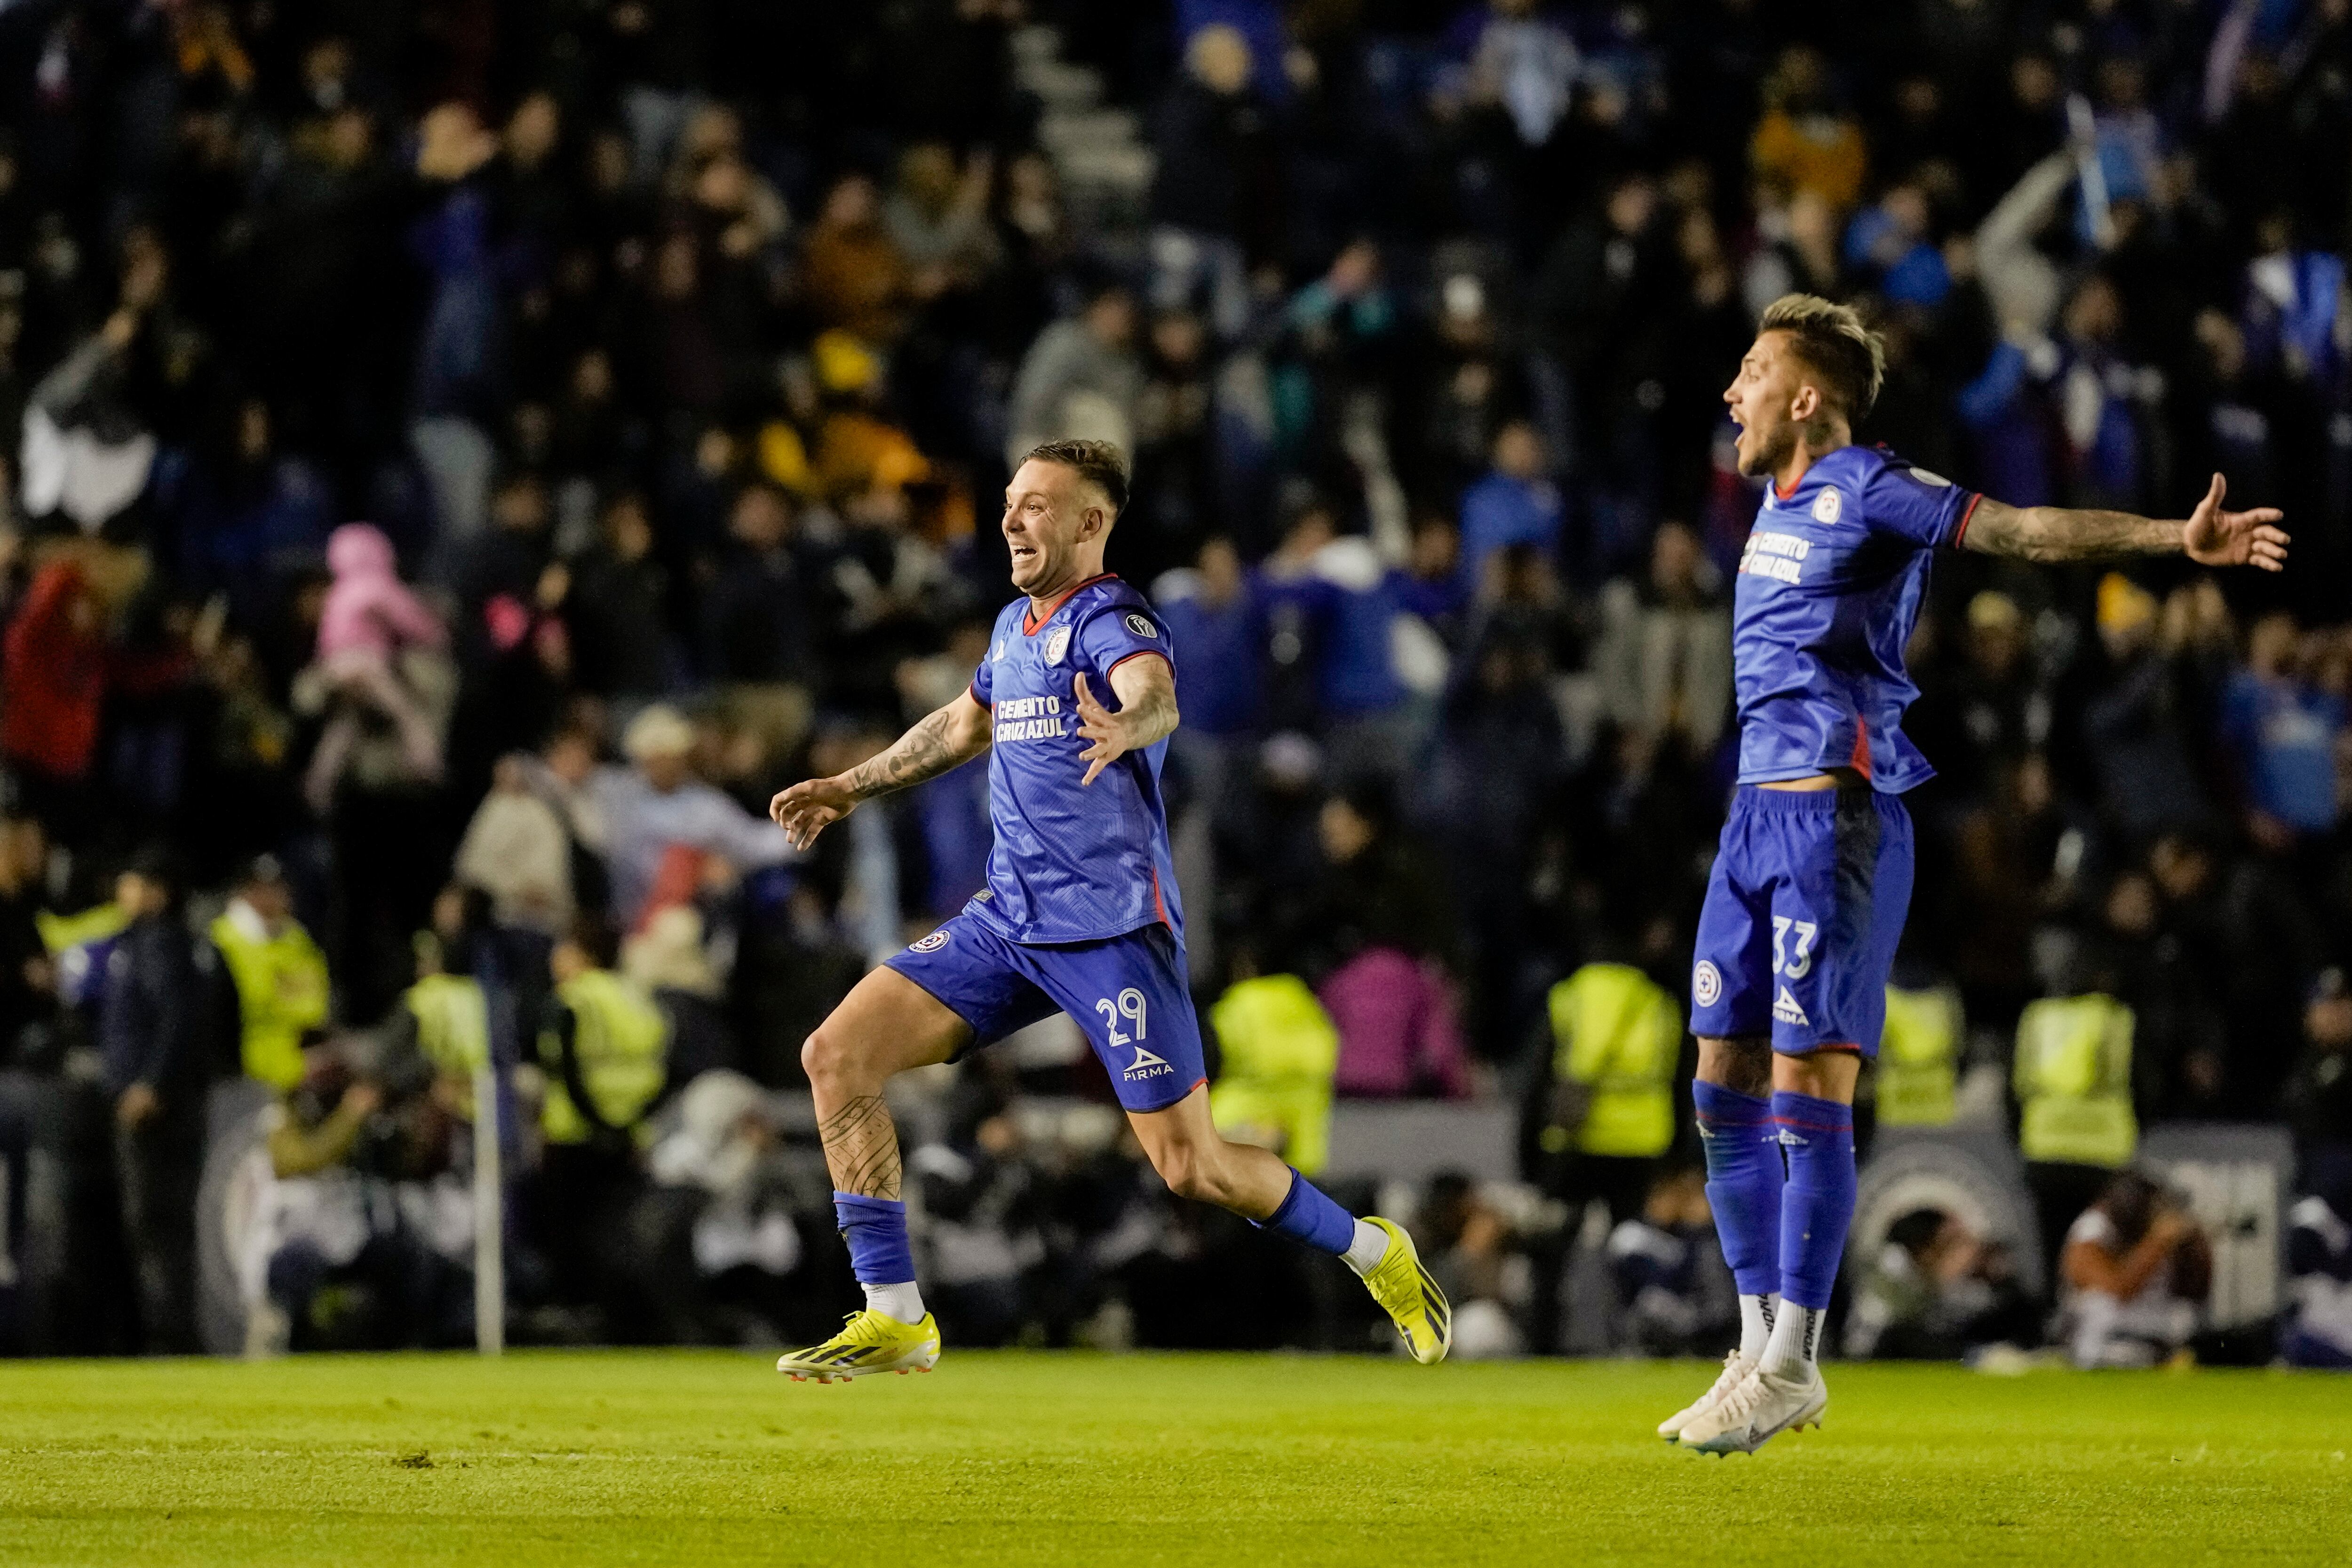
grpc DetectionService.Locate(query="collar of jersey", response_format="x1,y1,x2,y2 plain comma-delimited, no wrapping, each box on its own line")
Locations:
1022,573,1119,635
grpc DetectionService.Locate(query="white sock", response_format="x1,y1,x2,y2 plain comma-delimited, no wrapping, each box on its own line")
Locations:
864,1280,925,1323
1737,1292,1778,1362
1340,1219,1391,1276
1760,1300,1825,1377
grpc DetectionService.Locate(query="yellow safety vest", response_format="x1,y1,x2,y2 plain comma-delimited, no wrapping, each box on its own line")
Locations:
2013,993,2137,1168
1549,963,1679,1158
1208,974,1338,1176
209,911,331,1091
406,972,490,1116
1878,984,1961,1128
539,969,668,1146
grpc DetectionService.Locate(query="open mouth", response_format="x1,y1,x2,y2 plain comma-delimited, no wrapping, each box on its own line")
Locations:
1010,545,1039,565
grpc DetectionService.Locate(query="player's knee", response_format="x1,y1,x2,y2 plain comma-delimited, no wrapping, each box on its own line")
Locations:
800,1025,854,1089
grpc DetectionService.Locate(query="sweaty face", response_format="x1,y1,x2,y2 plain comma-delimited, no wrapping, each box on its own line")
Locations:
1722,331,1811,478
1001,459,1105,595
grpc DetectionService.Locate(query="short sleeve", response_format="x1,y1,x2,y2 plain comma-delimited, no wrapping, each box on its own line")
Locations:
970,625,998,705
1861,458,1980,549
1075,603,1174,685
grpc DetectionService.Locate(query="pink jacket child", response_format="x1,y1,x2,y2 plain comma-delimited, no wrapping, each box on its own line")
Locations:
306,524,448,806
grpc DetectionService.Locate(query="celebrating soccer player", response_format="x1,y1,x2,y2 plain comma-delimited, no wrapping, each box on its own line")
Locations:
1665,296,2288,1454
766,439,1450,1381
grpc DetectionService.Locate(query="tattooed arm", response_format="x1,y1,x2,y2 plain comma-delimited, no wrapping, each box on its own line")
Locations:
1962,472,2288,571
770,690,992,849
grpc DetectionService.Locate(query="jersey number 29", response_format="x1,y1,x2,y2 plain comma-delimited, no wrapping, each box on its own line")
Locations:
1096,988,1148,1046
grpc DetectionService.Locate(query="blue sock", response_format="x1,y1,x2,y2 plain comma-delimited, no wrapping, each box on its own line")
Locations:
1772,1091,1856,1311
1256,1168,1358,1255
833,1192,915,1284
1695,1081,1782,1299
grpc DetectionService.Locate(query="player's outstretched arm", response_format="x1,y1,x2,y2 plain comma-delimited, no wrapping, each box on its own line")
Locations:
769,690,992,848
1073,656,1178,787
1961,473,2288,571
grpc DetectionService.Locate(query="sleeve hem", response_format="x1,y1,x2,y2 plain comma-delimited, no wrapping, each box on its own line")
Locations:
1103,649,1173,683
1952,492,1985,549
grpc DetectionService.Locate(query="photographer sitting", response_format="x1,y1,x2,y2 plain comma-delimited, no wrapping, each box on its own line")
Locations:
2055,1171,2213,1368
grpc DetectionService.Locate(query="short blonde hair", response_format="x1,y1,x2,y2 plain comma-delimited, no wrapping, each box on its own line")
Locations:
1758,293,1886,420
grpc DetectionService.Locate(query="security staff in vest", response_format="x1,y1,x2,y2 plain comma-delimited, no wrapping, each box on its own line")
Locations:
2013,957,2138,1290
1531,920,1686,1224
210,856,331,1092
530,913,669,1316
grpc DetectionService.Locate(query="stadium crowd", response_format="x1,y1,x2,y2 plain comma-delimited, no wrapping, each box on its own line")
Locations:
0,0,2347,1369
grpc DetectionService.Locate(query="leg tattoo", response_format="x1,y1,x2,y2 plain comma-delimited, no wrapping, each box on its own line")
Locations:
818,1094,902,1200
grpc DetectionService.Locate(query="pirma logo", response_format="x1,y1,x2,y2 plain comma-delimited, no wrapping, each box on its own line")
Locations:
1044,626,1072,665
1123,613,1159,639
1811,487,1843,524
909,929,951,954
1693,960,1722,1009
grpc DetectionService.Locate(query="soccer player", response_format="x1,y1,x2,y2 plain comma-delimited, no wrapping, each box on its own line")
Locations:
767,439,1451,1380
1665,296,2287,1454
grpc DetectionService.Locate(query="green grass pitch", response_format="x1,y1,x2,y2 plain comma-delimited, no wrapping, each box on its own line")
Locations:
2,1352,2347,1566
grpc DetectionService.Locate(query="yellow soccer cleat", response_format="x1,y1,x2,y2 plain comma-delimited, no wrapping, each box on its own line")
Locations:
776,1309,942,1383
1358,1216,1451,1364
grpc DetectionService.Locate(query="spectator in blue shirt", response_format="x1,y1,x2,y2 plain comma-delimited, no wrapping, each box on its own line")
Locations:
1457,421,1564,593
2221,612,2345,845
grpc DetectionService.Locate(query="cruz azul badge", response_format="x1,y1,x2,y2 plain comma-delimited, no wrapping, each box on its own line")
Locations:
1044,626,1072,664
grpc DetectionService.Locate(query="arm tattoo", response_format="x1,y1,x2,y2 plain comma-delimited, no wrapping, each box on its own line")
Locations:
816,1094,902,1200
1963,498,2183,563
1108,661,1181,748
842,701,986,802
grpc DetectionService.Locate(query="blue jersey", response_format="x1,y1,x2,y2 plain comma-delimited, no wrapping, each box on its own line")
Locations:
965,574,1184,944
1731,444,1981,792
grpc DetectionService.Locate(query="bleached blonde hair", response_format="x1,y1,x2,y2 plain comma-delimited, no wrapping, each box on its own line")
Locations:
1758,294,1886,420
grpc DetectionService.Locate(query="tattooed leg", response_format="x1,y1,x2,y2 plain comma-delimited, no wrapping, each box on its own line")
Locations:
817,1094,904,1199
800,965,970,1198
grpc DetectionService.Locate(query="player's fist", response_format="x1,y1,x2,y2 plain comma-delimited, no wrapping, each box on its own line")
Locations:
770,774,859,849
2183,472,2288,572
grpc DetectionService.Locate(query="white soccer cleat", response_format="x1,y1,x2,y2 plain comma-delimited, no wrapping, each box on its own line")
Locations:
1658,1351,1755,1440
1676,1364,1828,1455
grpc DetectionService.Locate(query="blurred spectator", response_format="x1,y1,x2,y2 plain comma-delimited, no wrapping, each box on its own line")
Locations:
100,850,211,1353
1592,520,1731,757
1006,282,1142,470
1414,1171,1526,1359
591,705,793,927
1844,1208,2036,1360
1208,966,1339,1174
1455,422,1562,590
2220,611,2344,847
302,523,449,811
2015,987,2139,1285
2055,1171,2212,1369
1606,1168,1732,1356
1534,941,1682,1224
2282,1177,2352,1369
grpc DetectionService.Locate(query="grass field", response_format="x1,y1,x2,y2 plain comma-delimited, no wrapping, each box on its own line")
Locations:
2,1351,2347,1566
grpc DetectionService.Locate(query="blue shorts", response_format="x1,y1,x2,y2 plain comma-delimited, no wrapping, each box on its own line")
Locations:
883,912,1207,1112
1689,785,1914,1056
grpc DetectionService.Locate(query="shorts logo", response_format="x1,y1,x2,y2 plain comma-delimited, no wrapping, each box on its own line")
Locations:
1124,1043,1169,1076
909,930,951,954
1773,985,1809,1026
1693,960,1722,1009
1811,488,1843,524
1044,627,1072,665
1123,613,1159,639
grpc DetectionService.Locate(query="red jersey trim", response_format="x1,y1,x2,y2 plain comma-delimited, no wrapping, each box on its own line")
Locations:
968,680,990,708
1103,649,1172,685
1772,457,1814,501
1952,492,1985,549
1848,715,1873,778
1023,573,1119,635
1150,867,1171,929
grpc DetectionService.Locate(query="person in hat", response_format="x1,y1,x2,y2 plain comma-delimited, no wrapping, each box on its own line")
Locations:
588,705,794,927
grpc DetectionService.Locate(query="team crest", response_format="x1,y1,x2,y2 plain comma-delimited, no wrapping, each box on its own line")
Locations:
1693,960,1722,1009
1123,613,1159,639
909,929,951,954
1044,626,1072,665
1811,488,1842,524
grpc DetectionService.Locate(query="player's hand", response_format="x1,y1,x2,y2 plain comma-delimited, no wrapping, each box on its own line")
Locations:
2183,472,2288,571
1072,673,1132,787
770,774,859,849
